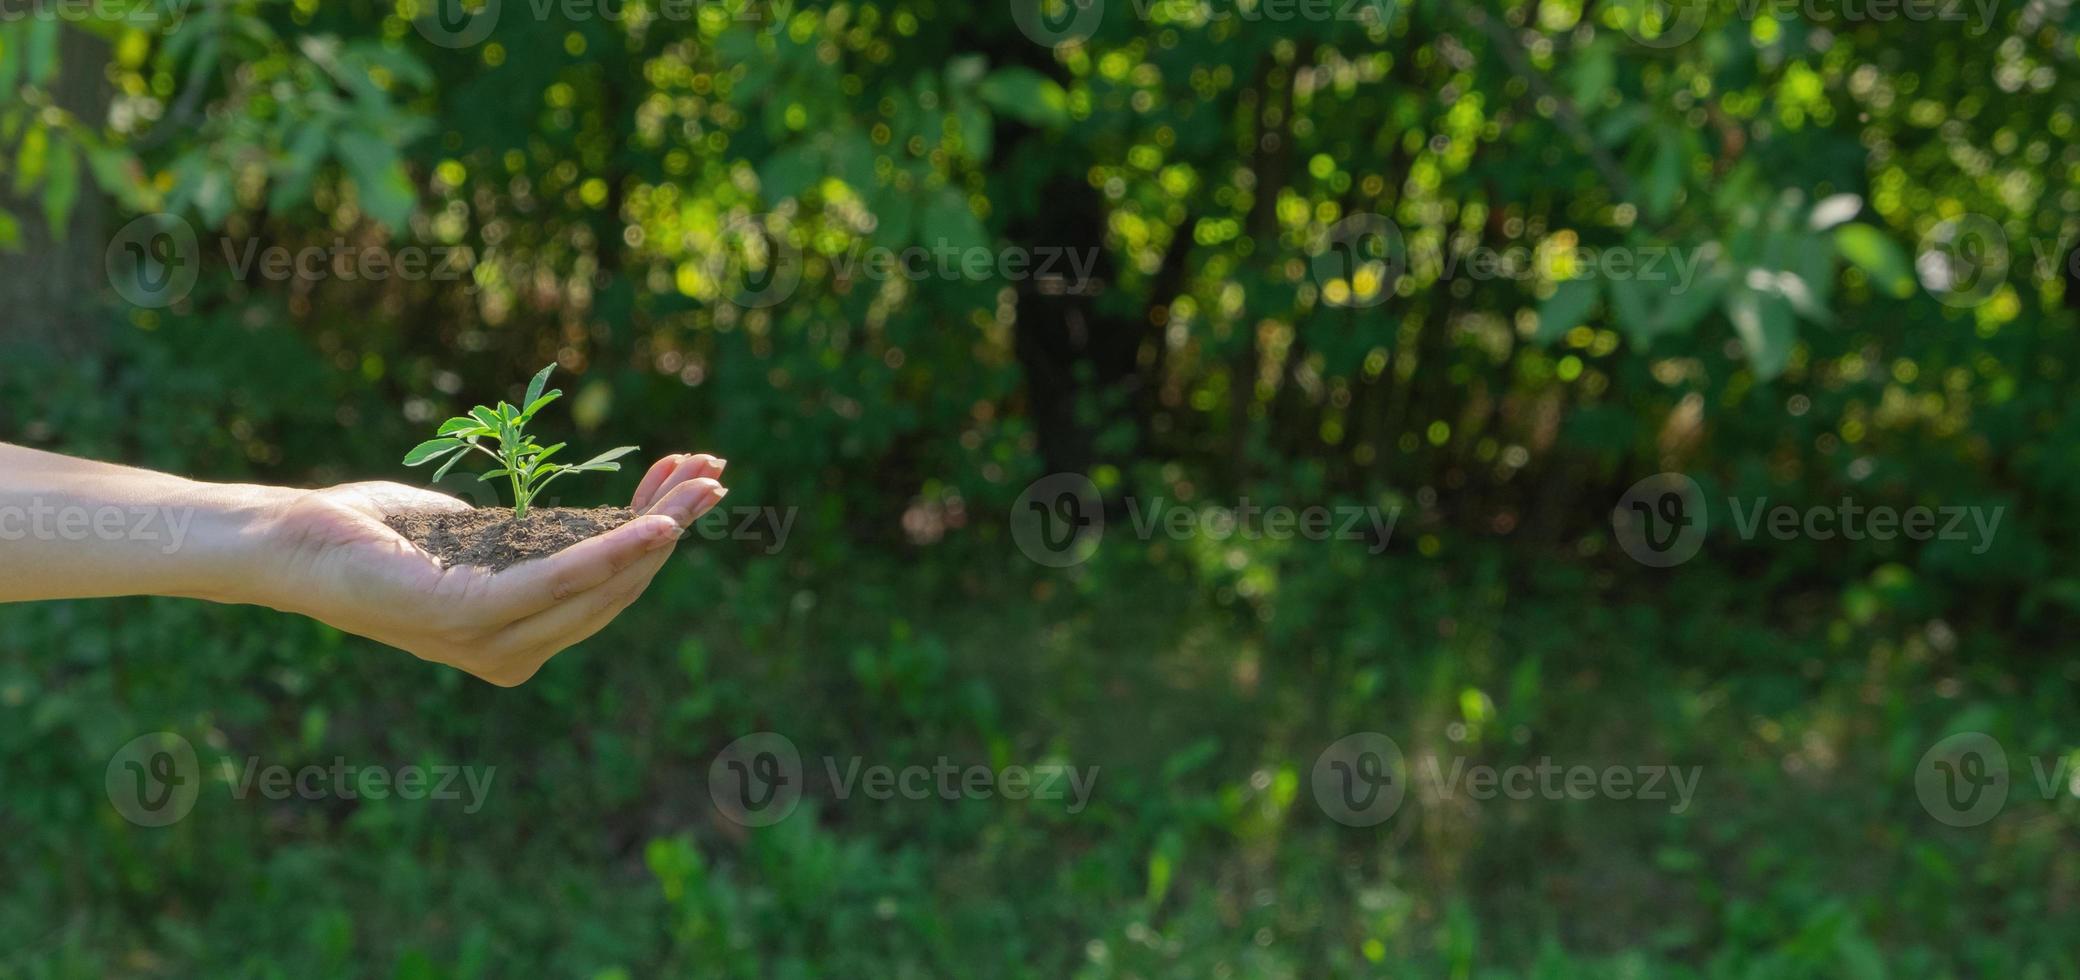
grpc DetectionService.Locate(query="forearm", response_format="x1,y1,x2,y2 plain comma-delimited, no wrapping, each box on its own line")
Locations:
0,443,300,605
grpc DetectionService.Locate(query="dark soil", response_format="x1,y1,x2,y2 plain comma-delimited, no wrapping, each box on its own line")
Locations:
385,506,635,572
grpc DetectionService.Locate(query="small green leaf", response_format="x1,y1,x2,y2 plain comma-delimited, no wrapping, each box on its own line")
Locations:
520,390,562,420
42,139,77,239
1723,286,1796,380
271,122,332,213
1534,278,1600,343
921,188,988,255
0,22,22,93
1642,133,1685,221
1833,222,1914,298
335,128,416,231
468,406,502,431
431,449,471,483
976,67,1069,128
1808,193,1863,231
574,446,640,469
477,468,511,482
437,416,483,435
525,363,555,407
26,18,58,85
758,142,820,202
402,438,463,465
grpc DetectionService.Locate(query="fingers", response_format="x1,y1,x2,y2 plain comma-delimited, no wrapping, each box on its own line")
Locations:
439,461,727,685
482,548,674,684
632,455,684,514
634,453,726,514
479,513,682,622
455,482,725,683
647,476,728,528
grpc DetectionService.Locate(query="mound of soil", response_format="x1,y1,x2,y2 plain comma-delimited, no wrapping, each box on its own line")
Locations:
385,506,635,572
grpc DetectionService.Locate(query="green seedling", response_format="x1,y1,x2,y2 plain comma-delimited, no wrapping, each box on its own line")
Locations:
402,364,638,519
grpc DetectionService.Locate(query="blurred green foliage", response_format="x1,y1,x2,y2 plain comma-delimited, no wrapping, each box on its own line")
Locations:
4,0,2080,975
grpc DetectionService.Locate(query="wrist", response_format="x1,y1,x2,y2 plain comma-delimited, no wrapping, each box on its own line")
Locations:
168,481,309,607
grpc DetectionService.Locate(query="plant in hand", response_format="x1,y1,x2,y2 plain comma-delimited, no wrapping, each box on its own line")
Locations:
402,363,638,519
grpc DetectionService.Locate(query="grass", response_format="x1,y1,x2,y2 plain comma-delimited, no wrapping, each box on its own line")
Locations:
2,527,2075,978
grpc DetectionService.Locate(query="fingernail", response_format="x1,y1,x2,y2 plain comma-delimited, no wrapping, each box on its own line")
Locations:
712,458,728,476
645,517,683,549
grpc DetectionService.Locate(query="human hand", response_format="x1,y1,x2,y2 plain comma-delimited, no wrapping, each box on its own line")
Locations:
260,453,727,686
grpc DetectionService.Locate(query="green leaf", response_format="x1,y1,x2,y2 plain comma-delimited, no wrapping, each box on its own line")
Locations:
833,129,879,188
954,100,992,162
1643,134,1683,220
1723,286,1796,380
759,142,821,202
1571,41,1615,109
0,22,21,93
571,446,640,470
1833,222,1914,298
431,448,472,483
14,124,47,195
477,468,511,482
921,188,988,255
437,416,484,436
976,67,1068,128
1808,193,1863,231
335,128,416,230
85,144,152,210
25,18,57,85
41,139,77,238
270,121,332,213
521,390,562,420
468,405,503,431
402,438,464,465
1534,278,1600,343
0,208,19,251
525,363,555,407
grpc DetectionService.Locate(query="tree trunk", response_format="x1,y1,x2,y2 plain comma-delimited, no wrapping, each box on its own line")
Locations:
1,24,113,357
